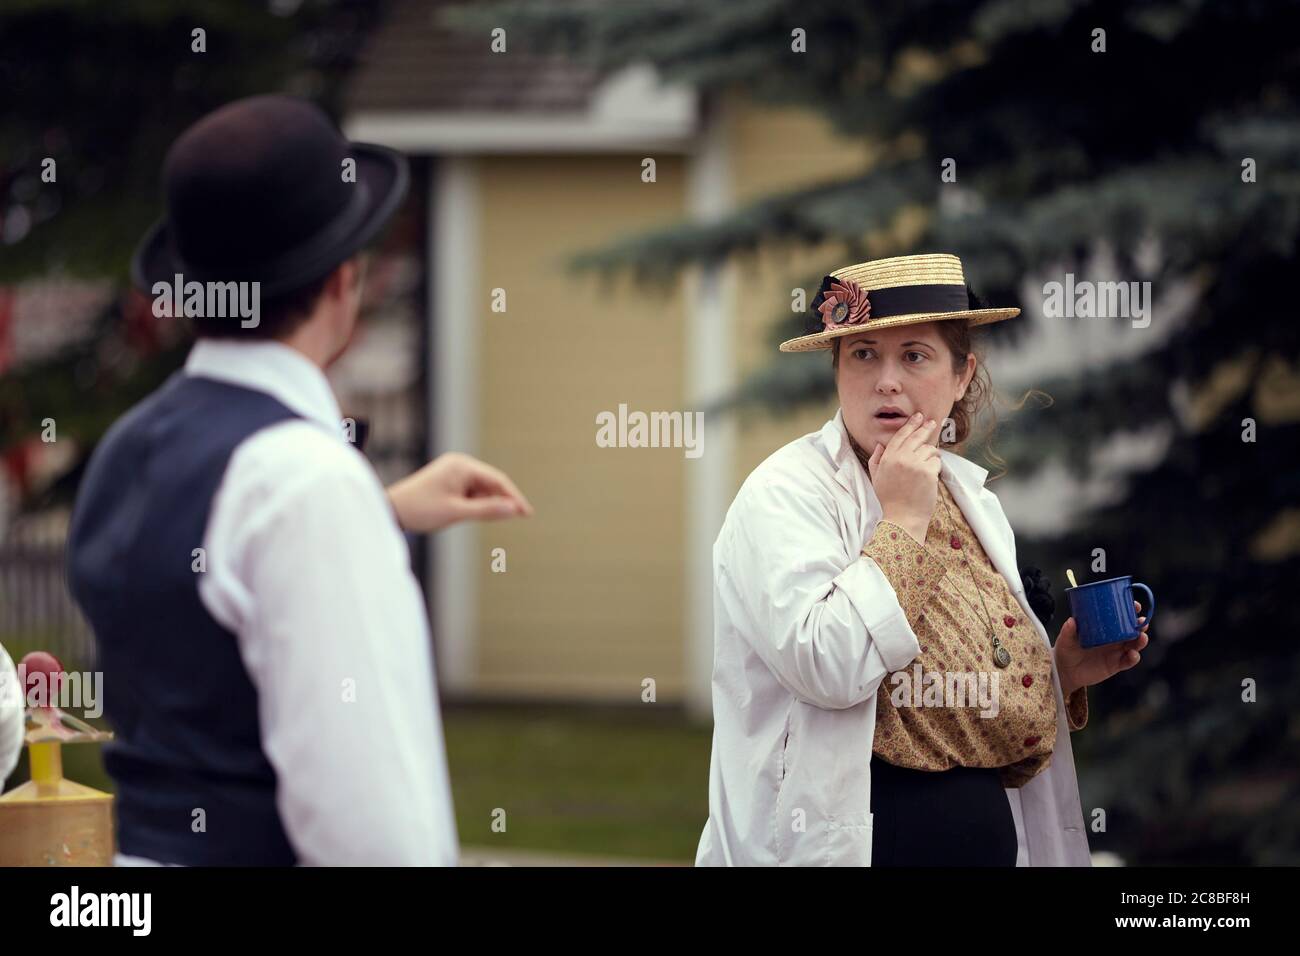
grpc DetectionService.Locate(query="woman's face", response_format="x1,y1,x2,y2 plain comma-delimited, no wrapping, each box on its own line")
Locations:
834,321,976,455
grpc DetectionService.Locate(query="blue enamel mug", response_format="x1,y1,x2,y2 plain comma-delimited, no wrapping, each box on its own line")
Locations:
1064,575,1155,648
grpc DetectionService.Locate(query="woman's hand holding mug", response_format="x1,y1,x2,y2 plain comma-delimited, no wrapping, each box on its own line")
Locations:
867,412,941,545
1054,600,1151,698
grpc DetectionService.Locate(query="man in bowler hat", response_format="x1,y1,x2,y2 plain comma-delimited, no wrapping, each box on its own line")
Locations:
67,95,532,865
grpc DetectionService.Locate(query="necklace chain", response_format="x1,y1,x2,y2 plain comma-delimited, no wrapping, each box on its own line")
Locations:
934,489,1012,668
850,435,1012,668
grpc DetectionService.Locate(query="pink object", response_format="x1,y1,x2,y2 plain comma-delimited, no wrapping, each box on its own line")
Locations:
817,277,871,329
18,651,65,707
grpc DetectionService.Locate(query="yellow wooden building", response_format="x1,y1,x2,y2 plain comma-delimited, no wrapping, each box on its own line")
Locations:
342,1,872,716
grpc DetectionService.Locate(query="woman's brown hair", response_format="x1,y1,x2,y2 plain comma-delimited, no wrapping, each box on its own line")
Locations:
832,321,1050,483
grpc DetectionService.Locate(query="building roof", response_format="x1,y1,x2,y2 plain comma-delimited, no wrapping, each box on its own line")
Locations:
341,0,698,153
343,0,604,115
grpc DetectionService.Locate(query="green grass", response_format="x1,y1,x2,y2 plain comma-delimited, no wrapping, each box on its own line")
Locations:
3,702,714,862
444,704,712,860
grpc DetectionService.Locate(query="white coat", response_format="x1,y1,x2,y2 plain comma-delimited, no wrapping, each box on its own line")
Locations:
0,642,24,786
694,409,1092,866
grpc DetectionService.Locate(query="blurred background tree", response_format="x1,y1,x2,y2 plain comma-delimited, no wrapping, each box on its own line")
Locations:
0,0,388,508
450,0,1300,863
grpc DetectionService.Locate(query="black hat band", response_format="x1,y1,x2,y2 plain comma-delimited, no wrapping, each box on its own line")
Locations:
814,276,971,325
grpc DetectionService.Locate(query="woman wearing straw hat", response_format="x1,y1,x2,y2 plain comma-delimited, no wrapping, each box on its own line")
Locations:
694,253,1149,866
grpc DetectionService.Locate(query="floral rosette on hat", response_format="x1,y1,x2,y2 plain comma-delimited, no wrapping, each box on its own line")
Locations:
814,274,871,330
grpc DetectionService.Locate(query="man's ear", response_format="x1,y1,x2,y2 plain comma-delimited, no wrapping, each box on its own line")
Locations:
318,260,365,319
321,261,352,301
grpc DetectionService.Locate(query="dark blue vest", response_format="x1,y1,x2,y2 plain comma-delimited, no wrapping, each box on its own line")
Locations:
68,372,303,865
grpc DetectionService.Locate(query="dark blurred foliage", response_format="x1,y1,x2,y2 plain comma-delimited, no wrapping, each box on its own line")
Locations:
0,0,391,508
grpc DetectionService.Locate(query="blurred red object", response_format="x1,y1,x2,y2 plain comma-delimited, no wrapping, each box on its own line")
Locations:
18,650,65,708
123,289,159,353
1,440,37,500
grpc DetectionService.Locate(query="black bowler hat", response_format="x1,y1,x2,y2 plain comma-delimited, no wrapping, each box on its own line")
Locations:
131,94,409,298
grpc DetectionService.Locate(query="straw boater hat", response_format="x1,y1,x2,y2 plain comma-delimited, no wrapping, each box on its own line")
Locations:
779,253,1020,352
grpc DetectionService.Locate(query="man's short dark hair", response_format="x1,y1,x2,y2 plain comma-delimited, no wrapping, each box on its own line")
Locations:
190,269,333,340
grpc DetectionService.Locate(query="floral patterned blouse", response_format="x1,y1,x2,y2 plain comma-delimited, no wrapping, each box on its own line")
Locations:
863,478,1088,789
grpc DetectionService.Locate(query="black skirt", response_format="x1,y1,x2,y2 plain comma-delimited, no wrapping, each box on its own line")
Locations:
869,757,1019,866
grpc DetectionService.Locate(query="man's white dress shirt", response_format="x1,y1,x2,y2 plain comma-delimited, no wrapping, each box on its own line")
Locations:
117,339,457,865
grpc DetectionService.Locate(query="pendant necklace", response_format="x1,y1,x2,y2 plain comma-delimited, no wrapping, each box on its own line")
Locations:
936,487,1012,668
849,432,1012,667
